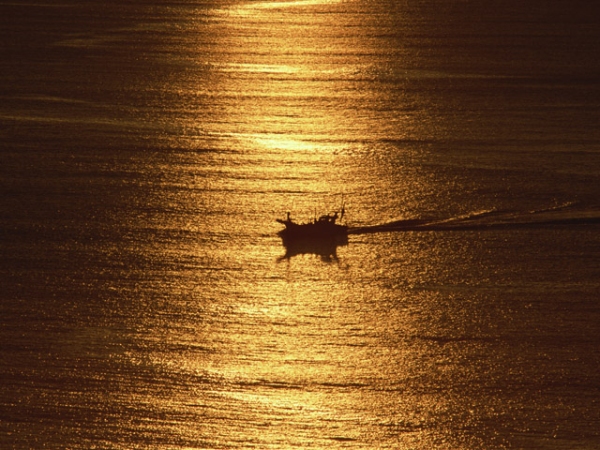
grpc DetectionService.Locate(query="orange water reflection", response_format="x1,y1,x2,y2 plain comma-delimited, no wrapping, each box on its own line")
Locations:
147,1,466,448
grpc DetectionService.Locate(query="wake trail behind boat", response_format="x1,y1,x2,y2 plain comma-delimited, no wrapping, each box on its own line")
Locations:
348,204,600,235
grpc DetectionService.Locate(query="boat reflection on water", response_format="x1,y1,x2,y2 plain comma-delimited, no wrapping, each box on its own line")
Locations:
276,209,348,263
278,233,349,263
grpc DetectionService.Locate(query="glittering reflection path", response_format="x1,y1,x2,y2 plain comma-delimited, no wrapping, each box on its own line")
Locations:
154,246,446,448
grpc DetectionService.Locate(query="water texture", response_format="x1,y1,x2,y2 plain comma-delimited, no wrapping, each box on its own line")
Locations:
1,1,600,448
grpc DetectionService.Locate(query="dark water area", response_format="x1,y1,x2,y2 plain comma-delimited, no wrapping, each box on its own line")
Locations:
1,1,600,448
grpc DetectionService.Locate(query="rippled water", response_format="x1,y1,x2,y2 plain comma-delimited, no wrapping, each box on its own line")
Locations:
2,1,600,448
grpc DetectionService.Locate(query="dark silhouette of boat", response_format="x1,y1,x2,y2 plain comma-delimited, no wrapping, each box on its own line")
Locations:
276,207,348,240
276,207,348,262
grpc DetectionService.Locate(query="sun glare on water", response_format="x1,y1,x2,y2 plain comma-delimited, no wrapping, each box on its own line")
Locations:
226,0,344,16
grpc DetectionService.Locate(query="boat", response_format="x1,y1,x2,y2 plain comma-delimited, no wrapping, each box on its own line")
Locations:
276,207,348,240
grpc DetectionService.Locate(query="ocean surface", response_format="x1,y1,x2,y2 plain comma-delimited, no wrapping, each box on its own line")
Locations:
1,1,600,448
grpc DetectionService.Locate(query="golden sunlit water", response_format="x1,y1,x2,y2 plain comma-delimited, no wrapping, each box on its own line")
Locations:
1,1,600,449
